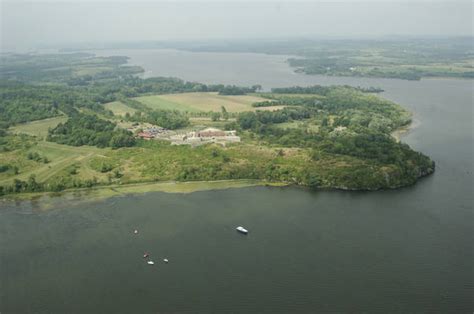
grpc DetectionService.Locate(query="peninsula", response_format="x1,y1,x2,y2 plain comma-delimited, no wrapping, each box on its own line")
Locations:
0,53,435,198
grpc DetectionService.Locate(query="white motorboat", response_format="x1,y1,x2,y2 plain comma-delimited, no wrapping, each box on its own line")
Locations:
236,226,248,234
147,261,155,265
163,258,169,263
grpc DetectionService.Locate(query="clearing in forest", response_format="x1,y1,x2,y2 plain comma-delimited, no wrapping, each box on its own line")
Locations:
9,116,68,138
104,101,137,116
134,92,285,112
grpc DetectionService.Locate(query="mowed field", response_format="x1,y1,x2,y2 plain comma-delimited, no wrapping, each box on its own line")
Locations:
133,92,285,112
9,116,68,138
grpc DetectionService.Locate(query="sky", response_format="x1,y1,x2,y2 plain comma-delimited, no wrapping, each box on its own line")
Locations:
1,0,472,51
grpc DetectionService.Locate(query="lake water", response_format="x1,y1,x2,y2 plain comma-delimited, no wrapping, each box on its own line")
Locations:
1,49,472,313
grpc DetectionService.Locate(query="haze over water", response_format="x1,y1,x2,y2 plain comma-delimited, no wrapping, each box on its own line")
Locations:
1,50,473,313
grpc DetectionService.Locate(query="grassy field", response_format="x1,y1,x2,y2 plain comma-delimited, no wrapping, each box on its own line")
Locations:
103,101,137,116
0,140,108,186
134,92,285,112
9,116,68,138
0,135,308,190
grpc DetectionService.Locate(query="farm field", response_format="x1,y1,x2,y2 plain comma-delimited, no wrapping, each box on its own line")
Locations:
9,116,68,138
134,92,285,112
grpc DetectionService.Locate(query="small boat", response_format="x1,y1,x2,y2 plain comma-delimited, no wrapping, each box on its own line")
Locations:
143,253,149,258
147,261,155,265
133,229,139,234
163,258,169,263
236,226,248,234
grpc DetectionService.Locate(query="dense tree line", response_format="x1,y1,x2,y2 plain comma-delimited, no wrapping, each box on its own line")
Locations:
270,85,383,96
0,174,102,196
271,85,334,95
47,114,136,148
106,78,259,97
237,107,312,130
0,80,117,127
217,85,260,95
253,96,322,108
251,101,277,107
0,81,61,126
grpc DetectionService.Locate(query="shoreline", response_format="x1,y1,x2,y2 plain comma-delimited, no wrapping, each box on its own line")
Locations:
0,107,428,206
0,179,288,209
0,120,427,205
391,118,420,142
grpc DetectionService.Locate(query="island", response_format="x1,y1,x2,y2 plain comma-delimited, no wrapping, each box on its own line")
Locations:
0,53,435,198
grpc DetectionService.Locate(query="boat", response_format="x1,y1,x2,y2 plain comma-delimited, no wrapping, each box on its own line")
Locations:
143,252,149,258
133,229,139,234
147,261,154,265
163,258,169,263
236,226,248,234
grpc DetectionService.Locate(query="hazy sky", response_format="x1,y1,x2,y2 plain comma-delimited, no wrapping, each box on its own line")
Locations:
1,0,472,51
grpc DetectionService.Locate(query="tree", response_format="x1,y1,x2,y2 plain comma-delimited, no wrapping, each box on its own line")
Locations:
305,172,320,189
237,112,258,129
109,133,136,148
27,174,41,192
310,149,322,161
321,117,329,127
13,179,24,193
211,112,221,121
113,169,123,178
221,106,229,121
252,84,262,92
